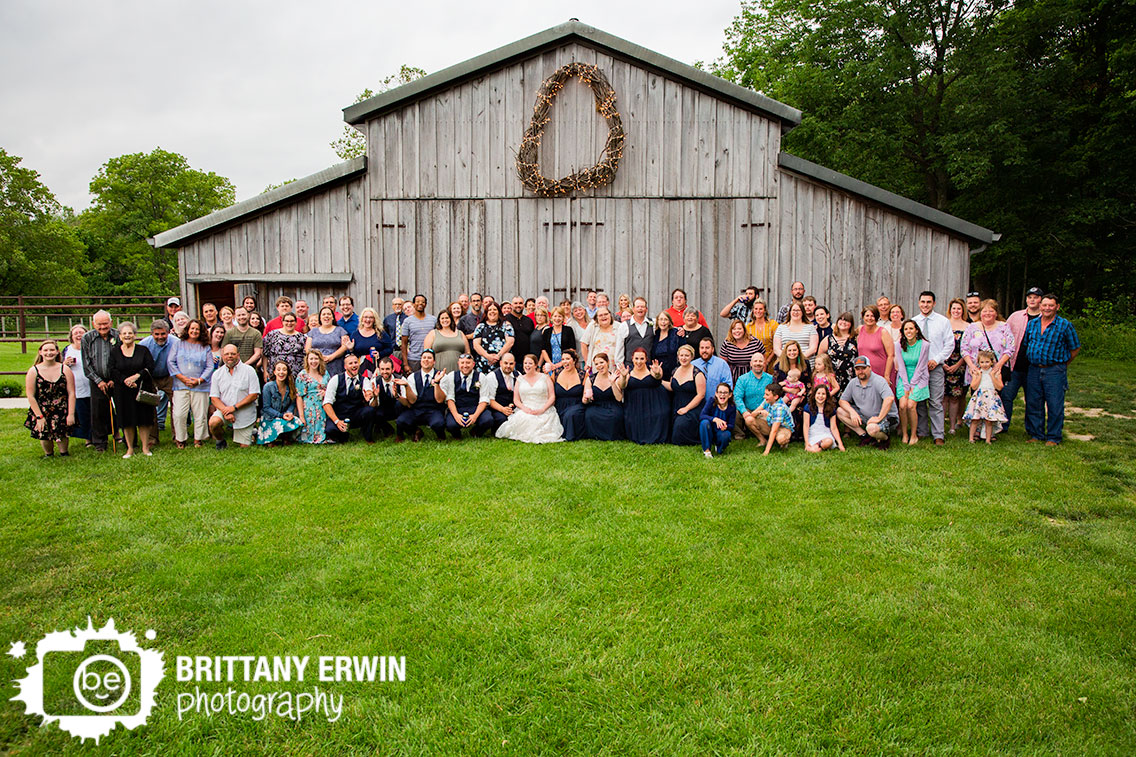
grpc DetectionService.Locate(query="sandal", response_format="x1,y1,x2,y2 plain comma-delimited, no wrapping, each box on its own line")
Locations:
176,440,186,449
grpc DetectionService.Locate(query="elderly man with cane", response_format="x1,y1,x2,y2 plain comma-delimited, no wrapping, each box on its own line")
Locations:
80,310,119,453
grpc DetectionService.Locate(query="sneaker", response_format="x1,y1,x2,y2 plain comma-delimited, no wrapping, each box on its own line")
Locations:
215,440,227,451
703,449,713,459
875,436,891,450
858,434,873,447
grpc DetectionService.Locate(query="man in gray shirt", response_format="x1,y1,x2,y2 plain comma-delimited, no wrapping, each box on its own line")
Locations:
400,294,437,373
80,309,119,452
837,356,899,449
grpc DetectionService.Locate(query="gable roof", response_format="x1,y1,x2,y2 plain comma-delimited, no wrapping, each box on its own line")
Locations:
150,156,366,249
343,20,802,127
778,152,999,246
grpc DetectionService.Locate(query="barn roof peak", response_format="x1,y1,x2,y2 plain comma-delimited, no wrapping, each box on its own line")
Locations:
342,20,803,127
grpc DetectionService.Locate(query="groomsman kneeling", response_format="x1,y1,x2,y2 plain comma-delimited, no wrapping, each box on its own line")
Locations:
436,353,494,438
322,354,378,443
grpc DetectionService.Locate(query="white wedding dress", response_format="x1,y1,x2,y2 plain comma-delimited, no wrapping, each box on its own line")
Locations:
495,375,564,443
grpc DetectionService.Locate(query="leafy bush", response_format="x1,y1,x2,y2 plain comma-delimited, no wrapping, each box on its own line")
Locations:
1068,297,1136,362
0,378,25,398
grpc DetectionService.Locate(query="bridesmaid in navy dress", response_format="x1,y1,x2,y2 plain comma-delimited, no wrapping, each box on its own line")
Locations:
552,349,587,441
664,344,706,445
619,347,669,444
583,352,625,441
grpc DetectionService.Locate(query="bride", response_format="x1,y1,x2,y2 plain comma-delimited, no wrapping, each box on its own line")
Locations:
495,353,564,443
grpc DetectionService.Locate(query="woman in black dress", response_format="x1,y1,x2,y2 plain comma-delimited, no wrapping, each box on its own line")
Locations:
108,321,156,458
583,352,624,441
677,307,712,352
619,348,669,444
552,349,587,441
818,311,858,392
651,311,680,379
664,344,706,445
24,340,76,457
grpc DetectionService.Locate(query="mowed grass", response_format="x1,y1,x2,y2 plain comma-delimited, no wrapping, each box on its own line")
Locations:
0,359,1134,755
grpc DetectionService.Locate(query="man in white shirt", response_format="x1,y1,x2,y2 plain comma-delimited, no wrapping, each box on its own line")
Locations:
323,353,378,443
435,353,494,438
623,297,655,367
912,290,953,445
209,345,260,449
365,356,401,437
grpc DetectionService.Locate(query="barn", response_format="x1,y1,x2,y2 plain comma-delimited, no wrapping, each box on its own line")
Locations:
151,20,997,325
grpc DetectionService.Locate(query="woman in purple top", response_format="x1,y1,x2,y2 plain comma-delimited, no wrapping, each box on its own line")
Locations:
960,299,1014,384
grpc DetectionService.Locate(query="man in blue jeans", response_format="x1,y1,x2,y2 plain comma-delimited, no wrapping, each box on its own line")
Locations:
1023,294,1080,445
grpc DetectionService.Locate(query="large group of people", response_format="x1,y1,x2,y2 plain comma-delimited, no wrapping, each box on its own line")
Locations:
24,283,1080,458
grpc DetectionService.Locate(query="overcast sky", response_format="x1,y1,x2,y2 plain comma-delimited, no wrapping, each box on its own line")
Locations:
0,0,743,211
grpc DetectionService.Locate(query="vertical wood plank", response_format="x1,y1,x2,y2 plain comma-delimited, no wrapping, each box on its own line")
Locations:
435,90,455,199
400,106,419,199
418,99,438,198
383,114,401,199
313,191,332,274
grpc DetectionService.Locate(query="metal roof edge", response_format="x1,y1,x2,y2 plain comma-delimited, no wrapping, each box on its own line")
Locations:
150,156,367,248
778,152,997,245
343,20,801,126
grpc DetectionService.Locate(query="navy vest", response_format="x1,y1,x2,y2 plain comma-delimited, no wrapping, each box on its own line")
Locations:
334,373,367,417
411,371,440,410
492,368,518,407
454,370,482,413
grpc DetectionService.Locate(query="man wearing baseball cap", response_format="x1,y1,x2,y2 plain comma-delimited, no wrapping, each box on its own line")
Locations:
1003,286,1045,435
836,355,899,449
165,296,182,322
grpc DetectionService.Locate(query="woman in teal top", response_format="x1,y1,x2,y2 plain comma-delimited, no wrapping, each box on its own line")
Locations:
895,319,930,445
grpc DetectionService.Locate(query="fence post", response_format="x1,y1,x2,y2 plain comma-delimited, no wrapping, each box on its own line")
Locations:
17,295,27,354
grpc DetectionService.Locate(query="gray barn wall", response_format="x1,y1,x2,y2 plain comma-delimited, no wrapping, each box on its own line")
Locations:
175,39,975,330
178,175,368,315
776,171,972,314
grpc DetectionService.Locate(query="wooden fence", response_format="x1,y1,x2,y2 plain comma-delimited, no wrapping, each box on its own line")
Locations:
0,296,167,375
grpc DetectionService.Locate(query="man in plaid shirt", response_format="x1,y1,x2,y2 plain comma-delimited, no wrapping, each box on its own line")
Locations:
1023,294,1080,445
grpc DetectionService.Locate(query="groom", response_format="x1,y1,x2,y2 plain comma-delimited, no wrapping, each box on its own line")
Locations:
484,352,520,431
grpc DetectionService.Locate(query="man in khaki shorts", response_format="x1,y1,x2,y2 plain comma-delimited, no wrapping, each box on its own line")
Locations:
208,345,260,449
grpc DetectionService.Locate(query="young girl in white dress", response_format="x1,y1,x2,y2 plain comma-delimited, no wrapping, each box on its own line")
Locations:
495,353,564,443
963,350,1008,444
803,384,845,452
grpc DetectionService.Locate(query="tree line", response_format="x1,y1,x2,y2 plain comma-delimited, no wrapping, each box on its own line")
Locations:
712,0,1135,314
0,147,234,299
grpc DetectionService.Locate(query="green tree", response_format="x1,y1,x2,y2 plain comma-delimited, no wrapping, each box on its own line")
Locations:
330,65,427,161
80,148,235,296
715,0,1005,210
714,0,1135,309
0,148,87,296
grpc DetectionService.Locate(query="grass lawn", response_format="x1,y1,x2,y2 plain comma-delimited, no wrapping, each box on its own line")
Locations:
1,358,1133,754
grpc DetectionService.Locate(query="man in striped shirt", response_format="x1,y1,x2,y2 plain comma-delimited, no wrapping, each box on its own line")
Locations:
1023,294,1080,445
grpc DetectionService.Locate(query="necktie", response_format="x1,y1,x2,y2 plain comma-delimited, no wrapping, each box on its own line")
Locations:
462,376,468,392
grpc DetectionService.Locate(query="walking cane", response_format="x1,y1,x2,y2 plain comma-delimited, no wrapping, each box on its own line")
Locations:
108,394,117,454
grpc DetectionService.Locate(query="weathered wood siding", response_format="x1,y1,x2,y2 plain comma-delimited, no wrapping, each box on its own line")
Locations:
174,36,978,333
776,170,971,315
178,175,367,314
365,42,781,200
371,197,772,324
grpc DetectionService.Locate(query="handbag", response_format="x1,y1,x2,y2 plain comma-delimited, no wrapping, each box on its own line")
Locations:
982,327,1012,383
136,369,160,406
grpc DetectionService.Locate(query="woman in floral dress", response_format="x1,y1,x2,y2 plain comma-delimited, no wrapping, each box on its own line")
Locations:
471,302,515,373
24,340,76,457
295,349,329,444
818,311,859,392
